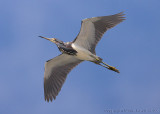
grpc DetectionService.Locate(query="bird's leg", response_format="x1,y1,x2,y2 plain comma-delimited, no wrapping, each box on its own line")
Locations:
98,63,110,69
101,61,120,73
94,57,120,73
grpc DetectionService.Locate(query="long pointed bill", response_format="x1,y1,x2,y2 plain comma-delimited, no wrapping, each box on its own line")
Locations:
39,36,51,41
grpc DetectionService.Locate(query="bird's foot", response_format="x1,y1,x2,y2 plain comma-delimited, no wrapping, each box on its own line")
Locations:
101,61,120,73
107,66,120,73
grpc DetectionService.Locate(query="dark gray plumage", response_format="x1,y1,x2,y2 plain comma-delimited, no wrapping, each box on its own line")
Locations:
40,12,125,102
73,12,125,54
44,54,82,101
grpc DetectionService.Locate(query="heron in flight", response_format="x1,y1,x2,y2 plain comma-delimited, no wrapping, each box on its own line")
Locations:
40,12,125,102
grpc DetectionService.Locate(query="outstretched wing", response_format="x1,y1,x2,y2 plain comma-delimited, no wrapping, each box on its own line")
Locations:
73,12,125,54
44,54,83,101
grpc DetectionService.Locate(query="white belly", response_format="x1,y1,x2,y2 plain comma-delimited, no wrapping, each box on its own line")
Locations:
71,43,96,61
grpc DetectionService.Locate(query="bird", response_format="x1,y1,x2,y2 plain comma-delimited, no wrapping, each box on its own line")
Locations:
40,12,125,102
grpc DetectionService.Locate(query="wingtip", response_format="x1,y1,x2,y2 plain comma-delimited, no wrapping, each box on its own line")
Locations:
118,11,125,15
117,11,126,21
45,95,56,102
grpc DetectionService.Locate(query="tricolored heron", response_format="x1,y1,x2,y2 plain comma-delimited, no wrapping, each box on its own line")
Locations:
40,12,125,102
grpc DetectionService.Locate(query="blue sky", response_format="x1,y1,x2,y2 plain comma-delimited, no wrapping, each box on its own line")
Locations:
1,0,160,114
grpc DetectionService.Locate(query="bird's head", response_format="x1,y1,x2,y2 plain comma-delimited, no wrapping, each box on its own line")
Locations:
39,36,61,44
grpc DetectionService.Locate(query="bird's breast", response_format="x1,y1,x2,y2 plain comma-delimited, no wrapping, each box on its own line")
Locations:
58,46,77,55
71,43,96,61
